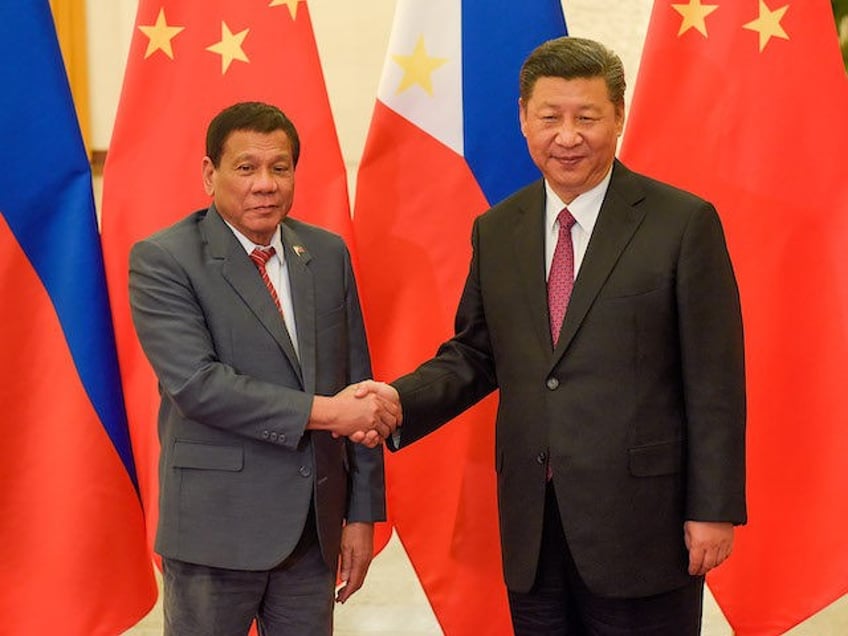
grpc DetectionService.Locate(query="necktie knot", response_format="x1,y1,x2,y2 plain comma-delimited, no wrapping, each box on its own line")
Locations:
250,246,275,267
249,247,283,316
557,207,576,232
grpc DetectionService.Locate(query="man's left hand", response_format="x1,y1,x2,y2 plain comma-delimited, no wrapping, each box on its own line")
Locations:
336,522,374,603
684,520,734,576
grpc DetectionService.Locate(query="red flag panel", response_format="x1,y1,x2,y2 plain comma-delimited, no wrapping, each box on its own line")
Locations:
621,2,848,633
0,218,155,633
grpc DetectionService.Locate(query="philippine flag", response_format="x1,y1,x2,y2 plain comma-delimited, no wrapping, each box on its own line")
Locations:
353,1,566,633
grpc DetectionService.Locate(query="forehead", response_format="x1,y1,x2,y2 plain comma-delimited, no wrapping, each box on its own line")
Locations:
221,128,292,158
527,75,613,106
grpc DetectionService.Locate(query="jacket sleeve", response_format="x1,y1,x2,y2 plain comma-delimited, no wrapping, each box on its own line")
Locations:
677,202,747,524
339,243,386,522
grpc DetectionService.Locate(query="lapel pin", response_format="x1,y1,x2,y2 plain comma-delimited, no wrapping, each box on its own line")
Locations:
293,245,306,257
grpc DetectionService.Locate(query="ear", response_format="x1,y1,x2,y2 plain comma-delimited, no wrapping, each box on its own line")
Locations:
615,102,625,137
518,98,528,137
201,157,215,196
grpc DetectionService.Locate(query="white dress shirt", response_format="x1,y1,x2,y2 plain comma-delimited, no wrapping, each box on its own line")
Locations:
544,167,613,282
226,222,300,359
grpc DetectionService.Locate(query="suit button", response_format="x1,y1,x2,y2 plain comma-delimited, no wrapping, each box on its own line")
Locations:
299,466,312,478
278,433,286,444
536,452,547,465
270,432,278,441
262,430,270,439
546,377,559,390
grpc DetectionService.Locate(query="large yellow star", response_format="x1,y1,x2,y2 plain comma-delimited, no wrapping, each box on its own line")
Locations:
391,35,449,96
743,0,789,52
206,21,250,74
269,0,300,20
671,0,719,37
138,8,185,59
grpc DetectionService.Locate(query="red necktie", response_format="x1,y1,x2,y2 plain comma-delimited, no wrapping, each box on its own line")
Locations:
249,247,283,317
548,208,576,347
545,208,576,481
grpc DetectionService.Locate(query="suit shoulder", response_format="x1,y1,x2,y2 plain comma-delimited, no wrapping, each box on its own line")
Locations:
478,179,544,225
137,209,206,248
614,162,712,211
283,217,349,252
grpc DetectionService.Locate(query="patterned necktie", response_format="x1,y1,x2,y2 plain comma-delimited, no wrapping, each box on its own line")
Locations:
547,207,576,347
249,247,283,316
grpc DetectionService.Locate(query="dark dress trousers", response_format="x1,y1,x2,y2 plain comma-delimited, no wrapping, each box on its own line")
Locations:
392,160,746,598
130,205,385,574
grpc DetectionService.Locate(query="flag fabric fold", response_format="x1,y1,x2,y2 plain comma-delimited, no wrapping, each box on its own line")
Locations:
101,0,354,555
353,2,566,633
621,1,848,633
0,3,156,633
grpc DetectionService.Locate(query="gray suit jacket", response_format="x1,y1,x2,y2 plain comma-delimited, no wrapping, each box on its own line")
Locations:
392,160,746,597
130,205,384,572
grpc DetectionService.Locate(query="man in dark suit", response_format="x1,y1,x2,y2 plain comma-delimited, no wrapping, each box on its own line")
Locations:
359,37,746,634
129,102,397,635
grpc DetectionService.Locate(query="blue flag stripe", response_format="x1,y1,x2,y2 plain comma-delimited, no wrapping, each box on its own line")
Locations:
0,3,138,487
462,0,568,206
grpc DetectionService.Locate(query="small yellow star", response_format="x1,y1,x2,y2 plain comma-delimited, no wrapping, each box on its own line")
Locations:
391,36,449,96
138,8,185,59
269,0,300,20
671,0,719,37
206,21,250,74
743,0,789,52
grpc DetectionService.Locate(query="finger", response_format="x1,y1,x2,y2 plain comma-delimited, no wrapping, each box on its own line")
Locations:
337,558,368,604
688,547,705,576
362,430,383,446
353,381,369,398
370,420,391,440
337,545,352,595
370,404,395,436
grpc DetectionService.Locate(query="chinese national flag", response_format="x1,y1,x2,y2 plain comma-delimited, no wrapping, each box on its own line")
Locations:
621,1,848,634
101,0,355,556
0,3,155,633
353,1,566,633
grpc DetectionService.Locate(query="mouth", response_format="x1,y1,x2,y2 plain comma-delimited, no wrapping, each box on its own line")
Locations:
553,155,584,167
249,204,280,213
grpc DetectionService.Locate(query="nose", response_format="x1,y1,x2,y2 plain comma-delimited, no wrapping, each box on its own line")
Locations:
554,123,581,147
252,168,279,192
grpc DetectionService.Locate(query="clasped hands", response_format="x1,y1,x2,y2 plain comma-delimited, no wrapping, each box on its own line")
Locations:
312,380,401,448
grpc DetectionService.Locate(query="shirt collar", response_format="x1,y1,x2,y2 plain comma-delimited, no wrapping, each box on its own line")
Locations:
225,221,284,260
545,166,613,234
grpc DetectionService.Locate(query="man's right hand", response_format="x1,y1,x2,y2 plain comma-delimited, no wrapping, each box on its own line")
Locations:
349,380,402,447
307,381,401,446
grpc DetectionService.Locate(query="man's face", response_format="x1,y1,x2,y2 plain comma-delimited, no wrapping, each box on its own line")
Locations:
519,75,623,204
202,128,295,246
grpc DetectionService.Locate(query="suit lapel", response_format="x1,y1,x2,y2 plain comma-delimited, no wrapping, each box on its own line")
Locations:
552,161,647,364
281,222,316,395
202,207,304,385
511,181,554,353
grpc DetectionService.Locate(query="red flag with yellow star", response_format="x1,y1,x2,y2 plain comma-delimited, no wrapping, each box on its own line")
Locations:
621,1,848,633
101,0,356,559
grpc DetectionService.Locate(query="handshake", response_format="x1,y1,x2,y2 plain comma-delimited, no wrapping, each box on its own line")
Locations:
310,380,402,448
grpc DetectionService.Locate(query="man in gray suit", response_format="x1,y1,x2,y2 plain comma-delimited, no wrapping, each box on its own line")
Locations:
129,102,396,635
359,37,746,634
